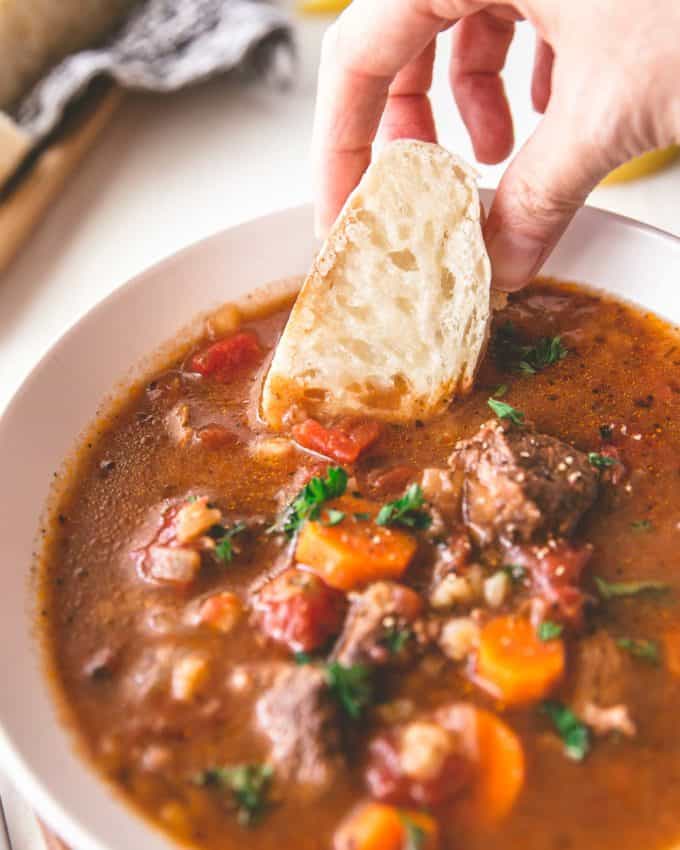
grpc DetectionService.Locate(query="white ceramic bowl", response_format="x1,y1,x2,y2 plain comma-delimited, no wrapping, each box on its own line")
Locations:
1,198,679,850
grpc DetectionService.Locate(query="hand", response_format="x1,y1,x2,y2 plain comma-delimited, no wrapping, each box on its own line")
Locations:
312,0,680,290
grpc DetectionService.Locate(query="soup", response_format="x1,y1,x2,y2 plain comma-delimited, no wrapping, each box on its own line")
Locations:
40,279,680,850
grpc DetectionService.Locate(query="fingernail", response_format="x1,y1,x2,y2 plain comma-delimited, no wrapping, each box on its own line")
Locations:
486,229,546,292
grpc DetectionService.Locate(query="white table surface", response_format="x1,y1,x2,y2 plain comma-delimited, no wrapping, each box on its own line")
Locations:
1,7,679,849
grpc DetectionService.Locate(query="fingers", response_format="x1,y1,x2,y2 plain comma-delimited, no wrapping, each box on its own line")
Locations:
312,0,495,235
485,103,613,291
449,11,515,164
531,37,553,113
379,41,438,145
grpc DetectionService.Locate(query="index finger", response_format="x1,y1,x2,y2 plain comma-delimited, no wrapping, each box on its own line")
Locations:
312,0,489,234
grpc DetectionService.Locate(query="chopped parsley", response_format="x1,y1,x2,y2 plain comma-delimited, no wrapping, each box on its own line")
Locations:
616,637,660,665
376,483,432,530
492,383,508,398
399,813,426,850
195,763,273,826
210,521,247,563
631,519,653,532
493,323,568,374
294,651,312,665
541,701,590,761
276,466,348,537
517,336,568,374
487,398,525,426
322,509,345,527
381,627,412,655
326,662,374,719
503,563,527,583
588,452,617,470
594,576,670,600
538,621,564,641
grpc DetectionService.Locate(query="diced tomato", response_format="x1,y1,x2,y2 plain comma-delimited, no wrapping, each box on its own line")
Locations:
293,418,382,464
505,540,593,629
188,332,261,381
366,726,471,808
254,568,347,652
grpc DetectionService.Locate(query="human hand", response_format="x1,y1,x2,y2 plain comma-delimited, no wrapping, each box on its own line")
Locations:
312,0,680,289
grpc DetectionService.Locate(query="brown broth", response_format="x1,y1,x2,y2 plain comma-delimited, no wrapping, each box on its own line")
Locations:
40,279,680,850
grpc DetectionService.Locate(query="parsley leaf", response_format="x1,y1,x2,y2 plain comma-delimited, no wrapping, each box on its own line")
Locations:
594,576,670,600
538,621,564,641
616,637,660,665
376,483,432,530
541,701,590,761
325,662,373,719
294,651,311,665
276,467,348,537
518,336,568,374
492,383,508,399
487,398,525,426
322,509,345,527
212,521,247,563
631,519,653,532
399,813,426,850
381,627,412,655
195,763,273,826
588,452,617,470
503,563,527,583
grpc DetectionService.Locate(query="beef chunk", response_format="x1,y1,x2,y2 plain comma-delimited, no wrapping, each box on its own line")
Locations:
256,665,343,796
450,420,598,546
331,582,424,667
568,630,636,737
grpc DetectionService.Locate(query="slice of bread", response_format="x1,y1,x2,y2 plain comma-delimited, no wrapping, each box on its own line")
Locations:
261,140,494,429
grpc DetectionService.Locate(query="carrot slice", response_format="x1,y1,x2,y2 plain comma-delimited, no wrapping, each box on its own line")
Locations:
295,496,417,591
443,705,525,828
477,616,565,705
664,628,680,676
333,803,438,850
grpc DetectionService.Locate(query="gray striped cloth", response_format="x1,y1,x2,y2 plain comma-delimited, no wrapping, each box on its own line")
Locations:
16,0,294,139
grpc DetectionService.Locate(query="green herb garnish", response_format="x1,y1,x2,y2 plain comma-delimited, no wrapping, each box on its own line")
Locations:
376,483,432,530
594,576,670,600
631,519,653,532
353,512,371,521
503,563,527,582
492,384,508,398
276,466,348,537
381,627,412,655
518,336,568,374
322,509,345,527
195,764,273,826
325,662,373,719
541,701,590,761
294,651,311,665
399,813,426,850
487,398,525,426
588,452,617,470
538,621,564,641
616,637,660,665
211,521,247,563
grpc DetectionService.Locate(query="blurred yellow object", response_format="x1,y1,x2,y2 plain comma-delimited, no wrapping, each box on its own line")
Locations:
601,145,680,185
298,0,350,13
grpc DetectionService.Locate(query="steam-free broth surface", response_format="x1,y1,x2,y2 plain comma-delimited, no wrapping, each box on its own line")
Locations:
41,280,680,850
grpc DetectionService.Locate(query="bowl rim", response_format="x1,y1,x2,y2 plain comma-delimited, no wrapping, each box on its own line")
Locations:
0,198,678,850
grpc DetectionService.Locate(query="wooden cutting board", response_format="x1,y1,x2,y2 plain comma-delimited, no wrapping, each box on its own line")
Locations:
0,84,123,275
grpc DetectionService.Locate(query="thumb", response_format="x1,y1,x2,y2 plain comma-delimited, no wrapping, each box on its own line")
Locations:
484,106,612,291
